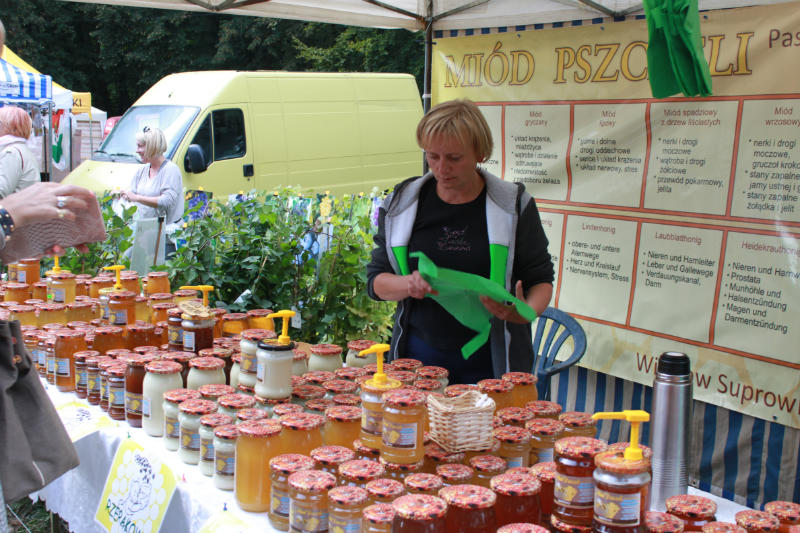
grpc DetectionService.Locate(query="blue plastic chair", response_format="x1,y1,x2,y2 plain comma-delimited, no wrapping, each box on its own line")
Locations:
532,307,587,400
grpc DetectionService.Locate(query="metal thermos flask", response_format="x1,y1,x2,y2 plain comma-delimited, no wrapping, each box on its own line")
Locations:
649,351,692,511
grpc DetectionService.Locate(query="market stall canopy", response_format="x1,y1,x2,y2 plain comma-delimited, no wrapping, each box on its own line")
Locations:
58,0,790,30
0,57,52,103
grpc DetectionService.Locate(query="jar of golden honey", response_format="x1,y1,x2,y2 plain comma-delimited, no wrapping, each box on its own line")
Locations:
187,356,226,389
310,445,356,480
107,363,127,420
144,271,170,296
413,378,444,396
440,484,497,532
119,273,139,294
133,296,150,323
404,473,443,496
497,406,536,428
444,383,480,398
163,388,202,451
280,412,325,456
736,512,781,533
108,290,136,326
142,360,183,437
366,477,405,504
360,375,402,450
422,442,465,475
469,455,507,488
287,470,337,533
54,329,87,392
380,388,425,464
363,502,395,533
492,472,542,528
150,302,176,325
329,485,370,532
85,356,107,405
9,304,37,327
415,365,448,388
526,418,565,465
4,282,30,303
339,459,385,489
532,461,557,525
526,400,563,420
234,418,284,511
592,449,651,533
436,463,474,487
308,398,336,416
92,326,126,355
322,405,361,448
167,307,183,351
344,339,376,368
50,272,77,304
212,424,239,490
392,493,447,532
67,301,95,323
125,322,155,351
665,495,718,532
38,303,67,326
502,372,538,406
646,511,686,533
23,331,41,374
495,425,533,469
478,378,514,411
553,437,608,528
217,312,245,337
307,343,343,372
16,258,40,284
381,457,423,483
269,454,316,530
764,502,800,533
559,411,598,438
89,276,114,299
246,308,274,331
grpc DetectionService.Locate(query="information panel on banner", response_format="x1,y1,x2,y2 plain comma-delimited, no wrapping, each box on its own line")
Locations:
432,2,800,428
95,439,177,533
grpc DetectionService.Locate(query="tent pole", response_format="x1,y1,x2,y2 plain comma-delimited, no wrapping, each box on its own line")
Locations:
422,1,433,174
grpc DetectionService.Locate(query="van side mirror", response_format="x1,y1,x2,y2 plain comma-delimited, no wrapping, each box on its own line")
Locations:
185,144,208,173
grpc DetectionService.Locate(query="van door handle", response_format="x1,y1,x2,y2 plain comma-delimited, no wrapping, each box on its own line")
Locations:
243,164,254,178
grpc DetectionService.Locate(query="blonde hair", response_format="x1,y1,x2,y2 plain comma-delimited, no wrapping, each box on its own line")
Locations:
0,19,6,51
0,105,32,139
416,99,493,163
135,126,167,160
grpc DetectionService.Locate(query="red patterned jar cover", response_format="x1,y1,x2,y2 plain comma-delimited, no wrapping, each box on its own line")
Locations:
416,365,449,379
213,424,239,440
353,439,380,457
292,384,326,400
391,358,424,371
554,436,608,459
323,379,358,394
478,378,513,393
242,328,274,341
424,442,465,463
497,524,550,533
347,339,376,352
178,398,217,416
236,408,269,422
498,407,536,425
526,400,563,417
735,511,780,532
303,370,336,384
145,360,182,375
702,522,746,533
218,393,256,410
269,453,315,474
188,356,224,370
310,445,356,466
443,383,479,397
288,469,337,493
332,393,361,406
559,411,596,428
280,412,325,430
198,383,236,399
494,425,532,443
392,494,447,520
469,454,507,473
199,413,234,428
439,484,496,509
305,399,335,413
764,501,800,522
525,417,565,436
404,473,443,493
551,514,593,533
236,418,282,438
334,367,368,381
328,485,369,506
163,388,201,404
530,461,557,482
666,495,718,519
325,405,362,422
383,388,425,407
365,478,405,498
338,459,384,482
646,511,687,533
490,472,542,496
413,379,442,392
363,503,395,524
502,371,537,385
273,403,303,417
435,463,473,482
310,343,342,356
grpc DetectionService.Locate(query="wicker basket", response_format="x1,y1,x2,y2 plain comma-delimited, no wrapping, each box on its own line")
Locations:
426,390,495,453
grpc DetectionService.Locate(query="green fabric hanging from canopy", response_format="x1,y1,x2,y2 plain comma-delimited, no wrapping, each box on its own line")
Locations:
411,251,537,359
643,0,712,98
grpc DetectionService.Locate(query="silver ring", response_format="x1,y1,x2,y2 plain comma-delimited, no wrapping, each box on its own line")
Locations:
56,208,66,219
56,196,67,209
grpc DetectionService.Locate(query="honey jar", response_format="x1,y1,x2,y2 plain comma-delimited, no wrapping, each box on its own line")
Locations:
764,502,800,533
404,473,443,496
553,437,609,528
186,356,225,389
142,360,184,437
287,470,337,533
150,302,176,325
108,290,136,326
210,308,226,338
124,353,156,427
666,495,717,532
54,329,87,392
322,405,361,448
218,393,256,417
380,388,425,464
246,308,274,331
498,406,536,428
181,304,215,353
167,307,183,351
280,412,325,456
333,393,361,407
119,273,140,294
444,383,479,397
92,325,126,355
592,449,651,533
4,282,30,303
307,343,344,372
323,378,358,398
497,524,550,533
269,454,316,530
422,442,465,474
345,339,376,367
413,378,444,395
386,370,417,387
212,424,239,490
85,356,106,405
526,400,563,420
440,484,497,532
559,411,598,438
235,418,284,511
16,258,40,284
89,276,114,299
107,363,128,420
531,461,557,525
469,454,507,488
163,388,202,451
50,272,77,304
198,383,236,404
392,493,447,532
237,408,269,424
67,301,95,323
292,384,326,407
325,485,369,531
273,402,304,419
360,350,402,450
219,312,247,338
9,304,37,327
491,472,542,528
144,271,170,296
196,412,235,476
339,459,385,488
381,457,423,483
178,398,218,464
502,371,538,406
415,365,448,388
334,366,368,381
73,351,94,399
736,512,781,533
239,329,272,386
495,425,533,469
478,378,514,411
38,303,67,326
363,478,404,505
256,337,295,399
310,445,356,480
303,370,334,386
646,511,686,533
526,418,565,465
436,463,474,487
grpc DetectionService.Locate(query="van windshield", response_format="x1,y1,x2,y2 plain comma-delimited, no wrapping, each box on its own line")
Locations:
94,105,199,162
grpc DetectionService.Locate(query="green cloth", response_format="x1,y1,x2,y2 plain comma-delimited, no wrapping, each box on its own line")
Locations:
643,0,712,98
411,251,537,359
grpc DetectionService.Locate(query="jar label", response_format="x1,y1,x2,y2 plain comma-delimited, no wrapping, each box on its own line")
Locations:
215,450,235,477
88,374,98,392
181,427,200,452
201,438,214,462
538,447,554,463
361,409,382,436
109,387,125,407
142,397,151,418
53,287,66,303
382,418,418,448
101,303,110,320
328,515,361,532
126,392,143,416
554,473,595,507
76,369,88,388
256,360,264,381
34,349,45,367
271,486,290,517
47,356,55,374
290,506,328,532
594,488,641,526
505,455,524,469
56,358,71,377
183,331,195,352
17,271,26,283
165,415,179,439
168,326,181,345
112,309,127,326
240,353,256,373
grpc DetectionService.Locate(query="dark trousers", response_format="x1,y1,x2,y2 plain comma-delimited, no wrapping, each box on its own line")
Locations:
406,334,494,385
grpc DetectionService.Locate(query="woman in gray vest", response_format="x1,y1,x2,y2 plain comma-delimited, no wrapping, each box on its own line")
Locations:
367,99,554,384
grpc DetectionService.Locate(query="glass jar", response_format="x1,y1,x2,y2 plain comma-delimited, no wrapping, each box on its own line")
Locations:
163,388,202,451
381,388,426,464
125,323,155,351
124,353,156,427
54,329,87,392
237,408,269,424
98,358,117,410
73,351,92,399
333,393,361,407
182,310,215,354
288,470,337,533
592,449,651,533
199,347,233,383
221,312,248,337
764,501,800,533
218,393,256,417
38,303,67,326
134,296,150,323
292,384,326,408
67,301,95,323
31,282,48,301
646,511,686,533
303,370,335,386
552,514,593,533
167,307,183,351
404,473,444,496
92,325,126,355
363,503,395,533
553,436,608,528
392,493,448,532
142,360,183,437
33,331,48,376
108,290,136,326
280,412,325,456
23,331,41,374
144,271,170,296
381,458,423,484
119,273,140,294
173,288,198,303
9,304,37,327
345,339,377,368
366,477,406,504
360,375,402,449
415,365,449,388
107,363,127,420
43,331,59,384
353,439,381,462
198,383,236,404
287,349,306,377
178,398,218,464
323,379,358,398
150,302,176,326
274,402,304,419
323,405,362,448
495,425,532,469
86,356,109,405
240,329,274,388
497,406,536,428
559,411,598,438
335,366,368,381
230,353,241,388
213,424,239,490
246,308,274,331
338,459,385,489
440,484,497,532
329,485,370,532
444,384,480,398
256,337,295,399
16,258,40,284
50,272,77,304
422,442,465,475
665,495,718,532
531,461,557,526
478,378,514,411
186,356,225,389
386,370,417,387
89,276,114,299
4,282,30,303
735,511,781,533
311,445,356,480
491,472,542,528
436,463,474,487
526,418,565,465
391,358,423,372
526,400,563,420
161,350,193,387
269,454,316,530
255,395,289,416
413,378,444,396
308,343,343,372
469,455,507,488
198,413,235,476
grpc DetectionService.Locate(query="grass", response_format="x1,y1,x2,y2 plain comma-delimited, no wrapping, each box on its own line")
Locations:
5,499,68,533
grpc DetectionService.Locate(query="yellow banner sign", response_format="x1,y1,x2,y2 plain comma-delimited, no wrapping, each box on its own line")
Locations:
72,92,92,115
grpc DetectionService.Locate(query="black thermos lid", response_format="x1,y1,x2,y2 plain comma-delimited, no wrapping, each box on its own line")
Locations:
657,351,691,376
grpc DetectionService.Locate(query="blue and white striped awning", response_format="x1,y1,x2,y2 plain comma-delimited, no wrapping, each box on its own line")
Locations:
0,58,53,103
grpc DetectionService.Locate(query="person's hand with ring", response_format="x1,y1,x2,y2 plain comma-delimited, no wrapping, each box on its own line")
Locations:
479,280,531,324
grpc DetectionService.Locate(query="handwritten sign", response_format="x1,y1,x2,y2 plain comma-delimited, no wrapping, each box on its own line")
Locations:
72,92,92,115
95,439,176,533
55,401,117,441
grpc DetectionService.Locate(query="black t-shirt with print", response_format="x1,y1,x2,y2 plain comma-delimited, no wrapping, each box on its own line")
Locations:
407,179,490,349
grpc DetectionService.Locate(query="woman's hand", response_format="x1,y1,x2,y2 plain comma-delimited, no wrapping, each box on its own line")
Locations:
3,182,94,227
406,270,437,299
120,190,138,203
480,280,531,324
